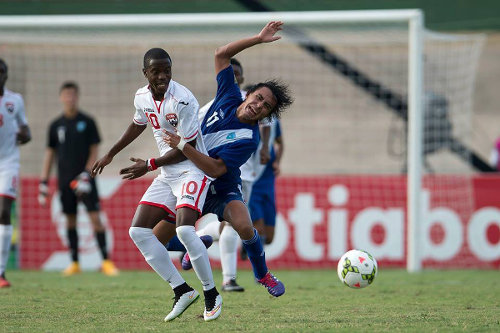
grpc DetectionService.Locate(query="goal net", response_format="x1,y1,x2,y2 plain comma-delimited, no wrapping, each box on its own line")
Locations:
1,11,492,272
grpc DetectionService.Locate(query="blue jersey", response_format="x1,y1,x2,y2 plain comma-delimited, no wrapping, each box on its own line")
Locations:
201,66,260,193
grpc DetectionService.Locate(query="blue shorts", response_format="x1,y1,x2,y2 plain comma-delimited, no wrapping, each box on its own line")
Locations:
202,184,244,222
249,187,276,227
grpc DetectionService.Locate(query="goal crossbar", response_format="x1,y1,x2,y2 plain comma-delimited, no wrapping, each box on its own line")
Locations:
0,10,422,27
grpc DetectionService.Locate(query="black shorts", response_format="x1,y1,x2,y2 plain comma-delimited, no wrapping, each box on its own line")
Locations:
59,177,100,215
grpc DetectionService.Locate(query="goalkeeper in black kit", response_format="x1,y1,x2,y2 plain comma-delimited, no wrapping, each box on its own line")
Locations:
39,81,119,276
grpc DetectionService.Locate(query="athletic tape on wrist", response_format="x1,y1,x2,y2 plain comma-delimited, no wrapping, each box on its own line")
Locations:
177,138,187,151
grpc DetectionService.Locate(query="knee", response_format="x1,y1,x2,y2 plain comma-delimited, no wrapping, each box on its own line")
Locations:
129,226,151,244
237,224,255,240
176,225,196,243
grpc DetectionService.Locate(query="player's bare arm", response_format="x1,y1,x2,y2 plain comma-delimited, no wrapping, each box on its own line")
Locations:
16,124,31,145
163,131,227,178
90,122,146,177
214,21,283,74
118,140,194,180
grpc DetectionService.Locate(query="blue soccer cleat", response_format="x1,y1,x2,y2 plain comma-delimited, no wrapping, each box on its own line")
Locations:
258,271,285,297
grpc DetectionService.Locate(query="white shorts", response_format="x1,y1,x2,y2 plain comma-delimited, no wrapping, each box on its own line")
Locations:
0,167,19,199
139,173,210,223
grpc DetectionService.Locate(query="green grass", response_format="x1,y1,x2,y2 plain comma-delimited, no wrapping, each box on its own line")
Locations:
1,269,499,332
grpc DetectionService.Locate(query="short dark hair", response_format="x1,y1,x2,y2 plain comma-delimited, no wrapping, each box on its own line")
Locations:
230,58,243,74
246,79,293,120
60,81,79,94
143,48,171,68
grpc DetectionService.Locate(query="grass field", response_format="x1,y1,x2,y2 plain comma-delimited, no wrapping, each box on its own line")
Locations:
1,269,499,332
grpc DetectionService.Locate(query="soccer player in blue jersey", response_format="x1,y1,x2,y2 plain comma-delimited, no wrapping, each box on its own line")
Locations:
163,21,293,297
249,118,283,245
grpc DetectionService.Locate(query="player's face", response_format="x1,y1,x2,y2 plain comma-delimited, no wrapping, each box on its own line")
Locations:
143,58,172,98
239,87,277,122
59,87,79,111
0,62,7,88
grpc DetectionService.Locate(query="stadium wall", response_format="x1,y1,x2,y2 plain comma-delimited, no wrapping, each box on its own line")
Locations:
19,175,500,270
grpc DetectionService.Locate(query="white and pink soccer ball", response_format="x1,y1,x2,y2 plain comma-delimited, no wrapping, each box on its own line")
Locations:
337,249,378,289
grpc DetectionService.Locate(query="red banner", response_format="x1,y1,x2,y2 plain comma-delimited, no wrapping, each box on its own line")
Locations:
19,175,500,270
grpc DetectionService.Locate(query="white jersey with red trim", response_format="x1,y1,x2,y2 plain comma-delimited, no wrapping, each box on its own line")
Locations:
133,81,207,178
0,88,28,168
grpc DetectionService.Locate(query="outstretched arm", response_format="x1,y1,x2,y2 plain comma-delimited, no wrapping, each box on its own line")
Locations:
118,140,195,180
214,21,283,75
90,122,146,177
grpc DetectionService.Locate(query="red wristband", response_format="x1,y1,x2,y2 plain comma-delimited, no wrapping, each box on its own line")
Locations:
147,158,158,171
150,158,157,170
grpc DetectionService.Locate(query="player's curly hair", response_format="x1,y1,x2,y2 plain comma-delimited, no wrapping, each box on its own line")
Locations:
143,48,172,68
246,79,293,120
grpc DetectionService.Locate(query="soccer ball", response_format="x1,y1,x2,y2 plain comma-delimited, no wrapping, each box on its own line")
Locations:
337,249,378,288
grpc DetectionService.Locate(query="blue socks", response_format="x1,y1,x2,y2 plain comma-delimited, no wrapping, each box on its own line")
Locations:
243,229,268,280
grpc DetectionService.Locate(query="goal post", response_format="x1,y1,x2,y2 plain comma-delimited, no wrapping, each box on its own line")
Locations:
407,11,424,272
0,10,487,271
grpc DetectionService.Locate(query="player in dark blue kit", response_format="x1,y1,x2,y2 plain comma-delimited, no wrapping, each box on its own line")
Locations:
249,118,283,245
164,21,292,297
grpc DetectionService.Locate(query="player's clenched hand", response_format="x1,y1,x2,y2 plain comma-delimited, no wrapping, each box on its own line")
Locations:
91,154,113,177
258,21,283,43
119,157,148,180
162,129,181,148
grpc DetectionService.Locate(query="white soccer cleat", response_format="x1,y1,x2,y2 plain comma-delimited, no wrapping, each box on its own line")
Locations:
203,294,222,322
164,289,200,322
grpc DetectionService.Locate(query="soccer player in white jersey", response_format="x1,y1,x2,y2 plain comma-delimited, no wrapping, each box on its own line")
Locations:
192,59,272,292
0,59,31,288
164,21,293,297
91,48,221,322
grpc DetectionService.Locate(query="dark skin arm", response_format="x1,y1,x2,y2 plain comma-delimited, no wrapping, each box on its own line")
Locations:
163,132,227,178
16,124,31,145
90,122,146,177
119,139,196,180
